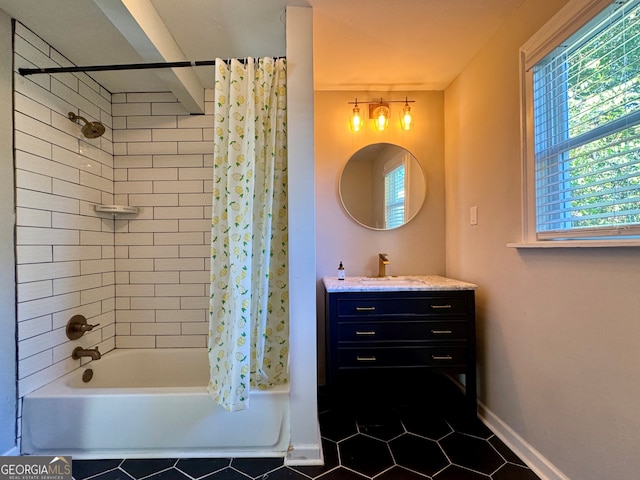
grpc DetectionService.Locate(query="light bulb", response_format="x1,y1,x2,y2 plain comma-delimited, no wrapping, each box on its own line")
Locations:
401,103,412,131
351,105,363,132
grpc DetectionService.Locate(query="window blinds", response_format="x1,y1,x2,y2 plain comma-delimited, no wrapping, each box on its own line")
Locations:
384,164,405,229
532,0,640,238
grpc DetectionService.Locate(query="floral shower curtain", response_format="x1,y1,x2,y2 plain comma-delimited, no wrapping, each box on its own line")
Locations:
208,57,289,412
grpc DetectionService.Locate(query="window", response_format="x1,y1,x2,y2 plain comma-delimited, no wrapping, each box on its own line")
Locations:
384,162,406,229
521,0,640,242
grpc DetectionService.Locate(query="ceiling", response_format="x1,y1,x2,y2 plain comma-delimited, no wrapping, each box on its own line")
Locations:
0,0,525,107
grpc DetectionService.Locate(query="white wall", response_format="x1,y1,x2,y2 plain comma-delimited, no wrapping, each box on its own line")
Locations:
444,1,640,479
286,6,322,463
0,9,17,455
14,22,116,400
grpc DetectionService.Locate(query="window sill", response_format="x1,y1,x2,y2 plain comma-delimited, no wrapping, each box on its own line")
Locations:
508,239,640,248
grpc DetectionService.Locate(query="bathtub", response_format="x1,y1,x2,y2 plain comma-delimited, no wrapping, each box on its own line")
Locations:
21,348,290,459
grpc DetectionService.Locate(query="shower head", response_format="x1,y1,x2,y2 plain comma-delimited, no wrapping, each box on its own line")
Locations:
68,112,106,139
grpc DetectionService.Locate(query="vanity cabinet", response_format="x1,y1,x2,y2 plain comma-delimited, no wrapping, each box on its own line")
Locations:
324,285,477,415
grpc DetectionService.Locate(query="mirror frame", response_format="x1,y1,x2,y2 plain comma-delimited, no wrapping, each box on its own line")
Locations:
338,143,427,230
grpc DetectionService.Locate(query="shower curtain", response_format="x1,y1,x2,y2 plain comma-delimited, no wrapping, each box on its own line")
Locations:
208,57,289,412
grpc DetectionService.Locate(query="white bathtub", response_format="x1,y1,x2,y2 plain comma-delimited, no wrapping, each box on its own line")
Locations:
21,348,290,459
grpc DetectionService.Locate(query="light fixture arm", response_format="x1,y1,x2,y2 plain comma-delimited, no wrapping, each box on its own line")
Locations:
347,98,415,106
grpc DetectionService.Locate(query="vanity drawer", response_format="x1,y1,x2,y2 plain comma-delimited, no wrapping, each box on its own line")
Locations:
336,295,468,317
338,321,468,343
337,346,468,368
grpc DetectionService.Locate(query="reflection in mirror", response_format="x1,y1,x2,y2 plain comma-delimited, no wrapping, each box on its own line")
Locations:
339,143,426,230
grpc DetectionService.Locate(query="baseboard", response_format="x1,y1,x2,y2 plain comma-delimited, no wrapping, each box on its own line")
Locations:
478,402,570,480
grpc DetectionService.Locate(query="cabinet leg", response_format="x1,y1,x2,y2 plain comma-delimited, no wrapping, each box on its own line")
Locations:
465,371,478,418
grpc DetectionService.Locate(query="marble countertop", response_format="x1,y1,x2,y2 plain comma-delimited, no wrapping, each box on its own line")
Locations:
323,275,478,292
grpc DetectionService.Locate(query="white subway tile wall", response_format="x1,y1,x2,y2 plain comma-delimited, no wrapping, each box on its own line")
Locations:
13,21,214,402
14,22,115,397
112,91,213,350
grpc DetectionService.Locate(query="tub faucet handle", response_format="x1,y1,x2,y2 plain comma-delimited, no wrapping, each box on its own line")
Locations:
78,322,100,332
66,315,100,340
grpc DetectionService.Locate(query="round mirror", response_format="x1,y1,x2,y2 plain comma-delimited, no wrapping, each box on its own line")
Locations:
339,143,426,230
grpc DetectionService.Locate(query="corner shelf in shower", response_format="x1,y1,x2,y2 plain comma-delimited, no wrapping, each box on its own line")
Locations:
94,204,139,216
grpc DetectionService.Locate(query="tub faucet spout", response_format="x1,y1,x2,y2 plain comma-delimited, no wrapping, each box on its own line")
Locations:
378,253,389,277
72,346,101,361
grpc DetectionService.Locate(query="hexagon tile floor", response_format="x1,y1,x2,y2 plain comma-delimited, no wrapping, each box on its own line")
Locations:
72,375,540,480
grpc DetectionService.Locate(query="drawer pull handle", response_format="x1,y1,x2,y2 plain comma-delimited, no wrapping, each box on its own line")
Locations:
356,356,377,362
355,331,376,336
430,304,452,309
432,355,453,361
431,329,453,334
355,307,376,311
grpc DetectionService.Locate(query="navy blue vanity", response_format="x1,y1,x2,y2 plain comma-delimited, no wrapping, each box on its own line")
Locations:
324,275,478,417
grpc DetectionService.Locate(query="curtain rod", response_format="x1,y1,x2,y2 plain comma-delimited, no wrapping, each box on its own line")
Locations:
18,57,285,76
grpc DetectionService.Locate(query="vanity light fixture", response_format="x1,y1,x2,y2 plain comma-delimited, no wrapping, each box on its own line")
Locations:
347,97,415,132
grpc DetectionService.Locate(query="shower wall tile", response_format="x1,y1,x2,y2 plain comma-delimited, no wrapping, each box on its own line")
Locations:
179,141,215,155
18,281,54,303
113,90,213,349
117,336,156,349
19,351,53,380
182,322,209,335
14,92,51,121
17,261,80,283
17,246,53,264
16,170,52,193
128,219,179,232
16,207,52,228
114,153,153,168
152,128,203,142
113,127,152,142
17,189,79,214
54,274,103,296
155,206,204,219
127,167,177,181
17,150,80,182
14,132,52,159
127,141,179,155
130,296,181,310
152,102,189,116
156,309,206,323
127,115,178,129
15,22,48,54
127,92,178,103
18,316,53,341
131,323,181,336
157,336,206,348
114,181,153,194
14,23,115,398
112,103,151,117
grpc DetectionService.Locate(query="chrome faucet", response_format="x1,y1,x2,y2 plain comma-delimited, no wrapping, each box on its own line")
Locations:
378,253,389,277
72,346,101,361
